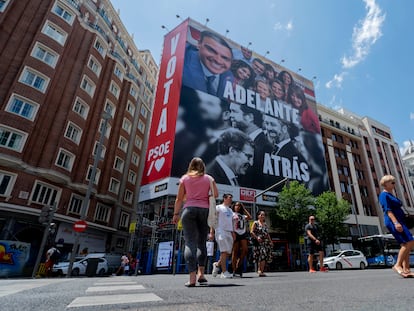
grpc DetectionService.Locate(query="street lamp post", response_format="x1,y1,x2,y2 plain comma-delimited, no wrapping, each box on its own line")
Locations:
348,177,363,238
66,111,111,277
253,178,288,218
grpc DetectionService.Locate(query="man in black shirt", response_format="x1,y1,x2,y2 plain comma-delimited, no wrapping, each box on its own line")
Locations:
305,215,327,273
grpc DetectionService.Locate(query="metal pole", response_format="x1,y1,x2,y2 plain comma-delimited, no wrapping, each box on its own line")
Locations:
66,111,111,277
32,203,57,278
348,177,362,238
253,178,288,216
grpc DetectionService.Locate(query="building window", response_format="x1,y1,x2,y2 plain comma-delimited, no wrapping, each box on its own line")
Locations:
109,178,120,194
105,100,116,118
99,118,111,138
118,136,128,152
137,120,145,134
86,165,100,184
68,194,83,215
87,55,102,77
31,181,60,205
124,190,133,203
80,76,95,97
129,86,137,99
0,125,27,152
56,148,75,171
6,94,38,120
132,152,139,166
126,101,135,116
0,170,16,197
52,2,74,25
122,118,132,134
114,157,124,172
42,21,67,45
119,212,130,228
0,0,10,12
114,66,123,80
95,203,110,222
135,136,142,149
64,122,82,144
340,182,346,193
19,67,49,93
94,39,106,57
140,106,148,118
109,82,120,99
72,97,89,119
93,141,106,159
31,43,58,68
128,170,136,184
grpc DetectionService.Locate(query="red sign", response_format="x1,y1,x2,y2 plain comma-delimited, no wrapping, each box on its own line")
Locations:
140,21,188,185
240,188,256,202
73,220,87,232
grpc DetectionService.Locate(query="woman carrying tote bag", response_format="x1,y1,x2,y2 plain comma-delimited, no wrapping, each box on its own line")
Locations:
173,157,218,287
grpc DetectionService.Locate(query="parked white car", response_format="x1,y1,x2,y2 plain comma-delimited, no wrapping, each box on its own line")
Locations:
323,250,368,270
53,255,108,276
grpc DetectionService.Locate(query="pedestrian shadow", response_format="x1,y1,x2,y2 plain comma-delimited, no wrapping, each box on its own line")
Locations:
204,283,244,287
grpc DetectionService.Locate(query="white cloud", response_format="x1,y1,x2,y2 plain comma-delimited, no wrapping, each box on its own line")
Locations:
273,20,293,33
326,72,347,89
410,112,414,120
326,0,386,89
342,0,386,68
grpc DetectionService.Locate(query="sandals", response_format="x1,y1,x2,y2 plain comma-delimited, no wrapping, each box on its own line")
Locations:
198,277,208,285
392,266,411,278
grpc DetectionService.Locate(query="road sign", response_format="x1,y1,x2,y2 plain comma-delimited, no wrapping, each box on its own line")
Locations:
73,220,87,232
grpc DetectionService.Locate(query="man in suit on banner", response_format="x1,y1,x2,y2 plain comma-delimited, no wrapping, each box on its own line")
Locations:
183,30,234,98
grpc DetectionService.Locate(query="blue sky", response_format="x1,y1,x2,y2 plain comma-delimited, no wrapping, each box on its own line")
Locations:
110,0,414,154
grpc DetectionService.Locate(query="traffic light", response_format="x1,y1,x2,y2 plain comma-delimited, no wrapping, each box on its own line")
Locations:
38,205,53,224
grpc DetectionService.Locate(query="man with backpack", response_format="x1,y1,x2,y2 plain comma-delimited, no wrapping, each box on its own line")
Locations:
45,245,60,277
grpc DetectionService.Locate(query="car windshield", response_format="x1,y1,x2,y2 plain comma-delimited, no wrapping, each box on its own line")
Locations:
329,250,342,257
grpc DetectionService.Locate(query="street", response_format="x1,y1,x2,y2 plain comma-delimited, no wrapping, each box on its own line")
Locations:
1,269,414,311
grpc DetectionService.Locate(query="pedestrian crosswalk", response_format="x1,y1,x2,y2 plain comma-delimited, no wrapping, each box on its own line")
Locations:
67,277,163,308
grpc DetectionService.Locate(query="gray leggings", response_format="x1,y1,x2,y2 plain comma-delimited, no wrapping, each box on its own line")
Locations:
181,206,209,273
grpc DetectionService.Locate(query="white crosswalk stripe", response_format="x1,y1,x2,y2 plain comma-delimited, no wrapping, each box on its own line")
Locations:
67,278,163,308
0,279,71,297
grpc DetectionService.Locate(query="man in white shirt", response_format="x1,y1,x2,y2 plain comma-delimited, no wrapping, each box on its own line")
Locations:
210,194,235,278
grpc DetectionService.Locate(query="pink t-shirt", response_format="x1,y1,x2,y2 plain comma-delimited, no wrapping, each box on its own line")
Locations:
181,174,212,209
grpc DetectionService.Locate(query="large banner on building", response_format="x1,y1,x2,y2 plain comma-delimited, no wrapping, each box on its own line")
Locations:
140,19,328,201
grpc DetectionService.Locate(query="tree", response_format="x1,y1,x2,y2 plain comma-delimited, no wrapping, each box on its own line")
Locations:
271,180,314,243
314,191,351,249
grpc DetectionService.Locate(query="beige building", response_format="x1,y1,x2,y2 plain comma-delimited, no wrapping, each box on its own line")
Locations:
318,105,414,239
0,0,157,273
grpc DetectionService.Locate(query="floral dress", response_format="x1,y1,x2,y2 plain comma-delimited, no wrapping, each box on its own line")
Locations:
252,221,273,263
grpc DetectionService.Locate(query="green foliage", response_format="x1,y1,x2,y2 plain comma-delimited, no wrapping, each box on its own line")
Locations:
270,182,351,247
314,191,351,247
271,181,314,242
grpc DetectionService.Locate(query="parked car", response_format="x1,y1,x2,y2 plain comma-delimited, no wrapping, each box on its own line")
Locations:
323,250,368,270
53,255,108,276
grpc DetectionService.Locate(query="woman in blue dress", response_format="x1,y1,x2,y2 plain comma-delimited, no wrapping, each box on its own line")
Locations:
379,175,414,277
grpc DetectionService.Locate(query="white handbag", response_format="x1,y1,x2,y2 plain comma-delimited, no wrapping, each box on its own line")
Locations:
207,176,217,228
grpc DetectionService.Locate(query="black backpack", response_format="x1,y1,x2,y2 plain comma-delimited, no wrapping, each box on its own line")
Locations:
50,248,61,261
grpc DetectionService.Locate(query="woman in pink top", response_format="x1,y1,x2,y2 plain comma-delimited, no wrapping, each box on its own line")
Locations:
173,157,218,287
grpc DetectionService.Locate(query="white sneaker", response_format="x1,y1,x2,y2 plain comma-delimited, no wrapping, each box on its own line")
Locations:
220,271,233,279
212,262,219,277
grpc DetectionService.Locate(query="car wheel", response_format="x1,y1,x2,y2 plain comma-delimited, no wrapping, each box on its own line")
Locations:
71,268,80,276
360,262,366,270
98,268,106,276
335,262,343,270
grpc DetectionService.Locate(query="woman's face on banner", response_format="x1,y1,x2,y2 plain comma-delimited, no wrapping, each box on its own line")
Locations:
236,66,251,80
